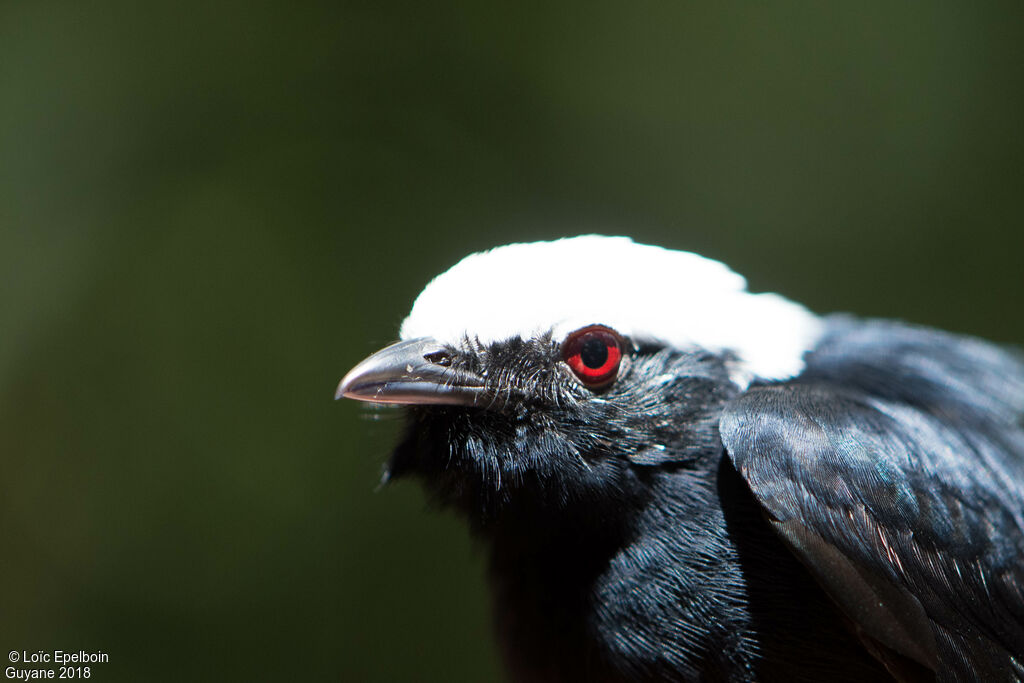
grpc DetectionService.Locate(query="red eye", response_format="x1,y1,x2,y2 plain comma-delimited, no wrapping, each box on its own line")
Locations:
561,325,624,387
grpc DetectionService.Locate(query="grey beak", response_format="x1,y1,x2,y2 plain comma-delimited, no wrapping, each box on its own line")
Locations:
336,338,487,406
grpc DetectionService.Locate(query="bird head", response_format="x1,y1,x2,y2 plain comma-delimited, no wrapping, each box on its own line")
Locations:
338,236,821,526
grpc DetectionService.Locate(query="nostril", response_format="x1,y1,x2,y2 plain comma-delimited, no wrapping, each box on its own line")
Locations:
423,350,452,366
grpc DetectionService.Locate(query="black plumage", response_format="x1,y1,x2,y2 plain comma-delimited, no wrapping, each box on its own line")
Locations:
338,242,1024,682
723,319,1024,680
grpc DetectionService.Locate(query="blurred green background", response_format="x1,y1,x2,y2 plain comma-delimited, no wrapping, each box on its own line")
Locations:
1,2,1022,681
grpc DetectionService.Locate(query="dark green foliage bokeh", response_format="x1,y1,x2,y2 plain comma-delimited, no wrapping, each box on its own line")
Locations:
1,2,1022,681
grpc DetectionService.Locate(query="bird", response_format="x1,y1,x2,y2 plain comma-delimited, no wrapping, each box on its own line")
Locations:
336,235,1024,682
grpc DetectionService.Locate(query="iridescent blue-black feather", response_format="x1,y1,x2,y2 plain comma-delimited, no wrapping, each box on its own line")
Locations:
722,318,1024,681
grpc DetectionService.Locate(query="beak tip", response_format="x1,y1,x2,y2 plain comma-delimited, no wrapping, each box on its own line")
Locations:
334,373,354,400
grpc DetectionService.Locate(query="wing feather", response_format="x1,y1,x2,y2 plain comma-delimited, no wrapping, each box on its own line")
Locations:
721,319,1024,680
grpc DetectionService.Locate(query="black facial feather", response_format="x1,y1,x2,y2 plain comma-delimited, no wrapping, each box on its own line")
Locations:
388,337,737,524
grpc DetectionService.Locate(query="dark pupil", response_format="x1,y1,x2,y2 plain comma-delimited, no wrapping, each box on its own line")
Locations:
579,337,609,369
